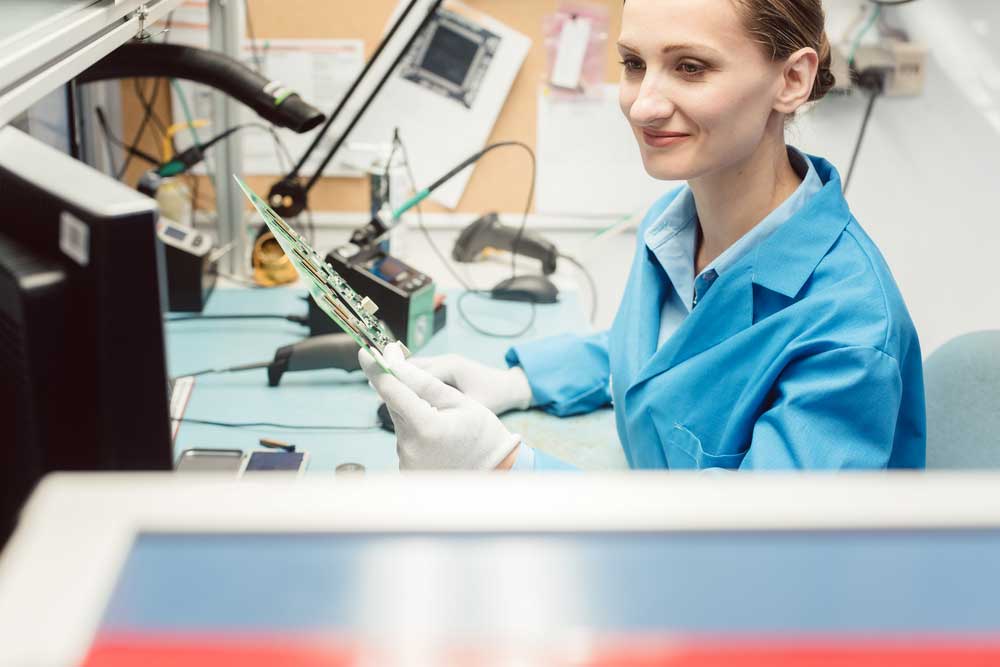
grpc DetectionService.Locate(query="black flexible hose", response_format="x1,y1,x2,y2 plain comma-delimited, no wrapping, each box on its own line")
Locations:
78,43,325,133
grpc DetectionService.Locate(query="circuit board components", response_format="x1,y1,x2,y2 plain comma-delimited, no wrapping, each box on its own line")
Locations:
234,175,401,371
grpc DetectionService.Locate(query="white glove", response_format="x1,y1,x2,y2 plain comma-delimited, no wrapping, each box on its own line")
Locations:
359,342,521,470
408,354,534,415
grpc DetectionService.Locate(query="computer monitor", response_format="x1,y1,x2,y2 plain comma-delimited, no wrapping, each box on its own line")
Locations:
2,474,1000,666
0,126,172,543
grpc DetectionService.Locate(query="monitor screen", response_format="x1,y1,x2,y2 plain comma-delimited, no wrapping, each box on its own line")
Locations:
82,528,1000,665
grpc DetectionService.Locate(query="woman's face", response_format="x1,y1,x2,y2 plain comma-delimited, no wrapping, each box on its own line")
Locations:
618,0,786,181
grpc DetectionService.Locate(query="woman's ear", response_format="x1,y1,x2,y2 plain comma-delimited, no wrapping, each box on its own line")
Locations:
774,47,819,114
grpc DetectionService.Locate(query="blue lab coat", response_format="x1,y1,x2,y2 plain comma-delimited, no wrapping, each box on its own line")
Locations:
506,156,926,469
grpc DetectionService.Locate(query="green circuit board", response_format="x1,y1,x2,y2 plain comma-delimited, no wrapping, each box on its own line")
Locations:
234,175,398,372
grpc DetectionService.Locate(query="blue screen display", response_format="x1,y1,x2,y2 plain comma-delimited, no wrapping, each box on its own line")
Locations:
96,530,1000,637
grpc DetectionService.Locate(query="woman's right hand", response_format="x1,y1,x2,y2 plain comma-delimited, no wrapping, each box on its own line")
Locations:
409,354,535,415
359,344,522,470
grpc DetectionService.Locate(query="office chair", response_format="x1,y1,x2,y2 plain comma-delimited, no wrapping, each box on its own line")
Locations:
924,330,1000,469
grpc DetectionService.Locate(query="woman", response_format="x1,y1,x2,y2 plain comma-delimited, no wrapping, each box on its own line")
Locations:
360,0,926,470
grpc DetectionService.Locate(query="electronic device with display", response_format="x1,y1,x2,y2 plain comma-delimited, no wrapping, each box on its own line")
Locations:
156,218,217,312
174,449,244,475
319,243,441,352
240,451,308,477
6,475,1000,666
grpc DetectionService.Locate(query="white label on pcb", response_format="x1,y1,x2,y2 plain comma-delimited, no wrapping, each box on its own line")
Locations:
59,211,90,267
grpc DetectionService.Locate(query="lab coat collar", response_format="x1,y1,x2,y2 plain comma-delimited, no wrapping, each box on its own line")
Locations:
750,155,851,298
627,155,850,390
630,261,754,389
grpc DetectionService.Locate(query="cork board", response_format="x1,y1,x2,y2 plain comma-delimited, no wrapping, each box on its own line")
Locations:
121,1,624,214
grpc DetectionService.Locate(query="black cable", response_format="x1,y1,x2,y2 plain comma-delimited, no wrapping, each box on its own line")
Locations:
455,291,538,338
262,124,295,173
507,142,537,278
94,106,160,166
414,140,536,278
869,0,917,5
165,122,289,170
134,78,172,157
394,132,539,339
173,360,270,379
189,171,200,226
114,12,174,179
844,79,882,196
94,106,120,175
394,135,539,284
166,313,308,324
560,253,597,324
149,122,289,228
395,132,475,292
117,78,160,179
102,121,233,180
383,132,399,185
173,417,379,432
161,123,291,229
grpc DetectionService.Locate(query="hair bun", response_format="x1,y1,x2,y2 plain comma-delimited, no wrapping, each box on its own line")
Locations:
810,31,836,101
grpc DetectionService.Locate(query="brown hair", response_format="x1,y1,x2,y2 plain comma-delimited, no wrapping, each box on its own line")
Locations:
730,0,836,102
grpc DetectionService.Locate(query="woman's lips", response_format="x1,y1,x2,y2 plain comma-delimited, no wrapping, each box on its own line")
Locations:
641,130,690,148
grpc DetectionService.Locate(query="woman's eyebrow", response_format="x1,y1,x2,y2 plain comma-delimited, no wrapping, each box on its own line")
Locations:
617,40,721,57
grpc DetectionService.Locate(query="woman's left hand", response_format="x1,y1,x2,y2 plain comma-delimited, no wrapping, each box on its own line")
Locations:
359,342,521,470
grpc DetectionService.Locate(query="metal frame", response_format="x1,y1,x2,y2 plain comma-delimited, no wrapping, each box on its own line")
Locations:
0,0,184,129
207,0,246,275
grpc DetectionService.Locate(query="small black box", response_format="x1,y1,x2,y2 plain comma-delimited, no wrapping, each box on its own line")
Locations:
158,220,216,312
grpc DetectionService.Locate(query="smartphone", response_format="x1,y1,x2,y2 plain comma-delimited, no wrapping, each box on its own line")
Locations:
175,449,245,475
240,451,309,478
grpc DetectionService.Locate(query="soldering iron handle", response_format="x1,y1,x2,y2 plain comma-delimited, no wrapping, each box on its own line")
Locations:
287,334,362,373
268,334,362,387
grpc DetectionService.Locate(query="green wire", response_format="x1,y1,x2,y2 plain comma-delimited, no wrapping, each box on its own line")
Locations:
848,4,882,67
390,188,430,220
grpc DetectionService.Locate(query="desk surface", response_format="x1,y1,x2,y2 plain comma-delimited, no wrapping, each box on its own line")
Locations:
167,287,627,471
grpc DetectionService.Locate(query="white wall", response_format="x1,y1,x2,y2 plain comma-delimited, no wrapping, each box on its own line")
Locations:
796,0,1000,355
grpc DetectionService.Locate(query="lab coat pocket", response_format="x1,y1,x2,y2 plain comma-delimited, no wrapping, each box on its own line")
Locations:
660,423,746,470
